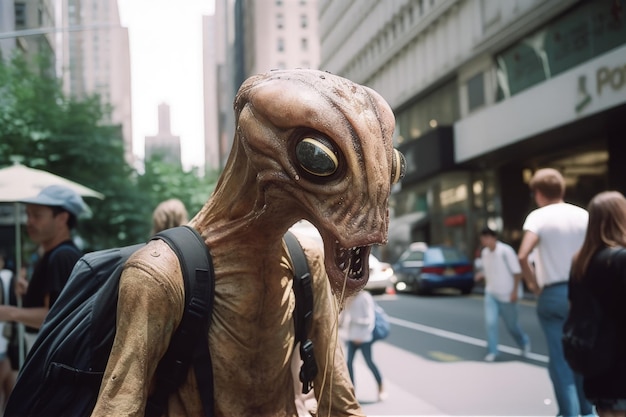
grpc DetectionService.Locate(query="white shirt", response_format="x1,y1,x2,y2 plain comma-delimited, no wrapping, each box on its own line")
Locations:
481,241,522,302
522,202,588,288
344,290,375,343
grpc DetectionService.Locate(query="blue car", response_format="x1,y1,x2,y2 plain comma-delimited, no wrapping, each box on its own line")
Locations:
393,243,474,295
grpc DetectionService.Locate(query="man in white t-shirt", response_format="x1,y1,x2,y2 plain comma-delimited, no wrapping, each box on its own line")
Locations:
518,168,592,417
477,227,529,362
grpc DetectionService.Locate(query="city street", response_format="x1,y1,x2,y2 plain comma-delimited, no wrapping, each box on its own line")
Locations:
350,291,558,416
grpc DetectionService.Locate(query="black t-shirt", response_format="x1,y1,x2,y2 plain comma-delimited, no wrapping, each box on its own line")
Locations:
23,240,81,332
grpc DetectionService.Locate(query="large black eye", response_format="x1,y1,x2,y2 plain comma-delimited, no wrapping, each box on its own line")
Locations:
295,136,339,177
391,149,406,184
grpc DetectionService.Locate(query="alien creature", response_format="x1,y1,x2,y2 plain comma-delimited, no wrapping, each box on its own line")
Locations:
91,69,405,417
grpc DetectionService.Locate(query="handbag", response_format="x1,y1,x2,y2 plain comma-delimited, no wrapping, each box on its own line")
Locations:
372,303,390,341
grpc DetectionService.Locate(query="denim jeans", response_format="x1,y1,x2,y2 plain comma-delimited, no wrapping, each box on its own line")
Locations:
537,283,594,417
484,292,529,355
346,340,382,387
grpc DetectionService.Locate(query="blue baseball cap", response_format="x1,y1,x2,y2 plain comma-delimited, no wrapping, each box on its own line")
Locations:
20,185,89,217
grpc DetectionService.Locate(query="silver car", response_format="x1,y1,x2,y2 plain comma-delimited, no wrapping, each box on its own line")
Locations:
365,254,396,295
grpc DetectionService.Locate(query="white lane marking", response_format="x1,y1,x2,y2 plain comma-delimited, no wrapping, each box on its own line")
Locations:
388,316,549,363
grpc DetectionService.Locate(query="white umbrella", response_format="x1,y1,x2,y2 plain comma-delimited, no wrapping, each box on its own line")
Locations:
0,162,104,367
0,163,105,201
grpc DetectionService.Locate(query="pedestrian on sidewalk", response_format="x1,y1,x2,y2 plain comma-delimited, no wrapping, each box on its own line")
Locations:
342,290,386,402
476,227,530,362
517,168,593,417
150,198,189,235
568,191,626,417
0,185,86,354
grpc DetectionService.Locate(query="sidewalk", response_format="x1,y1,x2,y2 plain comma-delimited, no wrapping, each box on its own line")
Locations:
353,344,446,417
353,341,555,417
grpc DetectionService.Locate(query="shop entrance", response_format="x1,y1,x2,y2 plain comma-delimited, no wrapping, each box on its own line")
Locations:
499,140,609,248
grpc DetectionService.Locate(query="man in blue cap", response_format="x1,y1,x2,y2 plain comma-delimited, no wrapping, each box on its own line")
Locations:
0,185,87,353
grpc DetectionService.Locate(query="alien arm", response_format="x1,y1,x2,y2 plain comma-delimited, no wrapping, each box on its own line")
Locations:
91,242,185,417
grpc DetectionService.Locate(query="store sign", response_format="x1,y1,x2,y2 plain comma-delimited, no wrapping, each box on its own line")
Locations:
575,62,626,113
597,64,626,95
444,214,466,227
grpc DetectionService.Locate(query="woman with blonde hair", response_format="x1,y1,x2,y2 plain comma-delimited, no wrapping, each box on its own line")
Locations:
151,198,189,235
569,191,626,417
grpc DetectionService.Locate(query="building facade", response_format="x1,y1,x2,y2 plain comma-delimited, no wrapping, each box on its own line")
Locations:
207,0,321,171
202,15,220,172
58,0,133,165
0,0,133,165
319,0,626,262
240,0,320,75
0,0,55,68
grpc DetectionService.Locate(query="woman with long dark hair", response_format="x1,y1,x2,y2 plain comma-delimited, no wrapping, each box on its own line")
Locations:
569,191,626,417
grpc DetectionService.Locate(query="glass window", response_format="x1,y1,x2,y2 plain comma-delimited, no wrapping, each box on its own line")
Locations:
425,247,467,263
496,1,626,100
399,247,425,262
15,3,27,27
395,79,459,144
467,72,485,112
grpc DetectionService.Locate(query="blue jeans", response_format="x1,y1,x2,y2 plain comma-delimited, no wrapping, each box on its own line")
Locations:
347,341,382,387
484,292,529,355
537,283,594,417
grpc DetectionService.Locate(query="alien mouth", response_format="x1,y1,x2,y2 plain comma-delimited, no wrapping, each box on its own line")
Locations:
335,245,370,280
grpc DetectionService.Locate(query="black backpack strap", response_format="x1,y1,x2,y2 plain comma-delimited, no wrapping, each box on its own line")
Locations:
145,226,215,417
284,231,318,394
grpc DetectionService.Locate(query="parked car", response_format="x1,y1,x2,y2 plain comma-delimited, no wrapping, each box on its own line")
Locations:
393,243,474,295
365,255,396,295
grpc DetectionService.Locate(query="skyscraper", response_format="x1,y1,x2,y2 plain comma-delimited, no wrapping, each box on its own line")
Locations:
58,0,133,165
145,102,182,167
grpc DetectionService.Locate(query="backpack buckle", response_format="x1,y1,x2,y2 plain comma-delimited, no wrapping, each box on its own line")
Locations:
299,339,318,394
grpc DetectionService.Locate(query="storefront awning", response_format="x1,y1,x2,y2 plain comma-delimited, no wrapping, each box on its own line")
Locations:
389,211,428,243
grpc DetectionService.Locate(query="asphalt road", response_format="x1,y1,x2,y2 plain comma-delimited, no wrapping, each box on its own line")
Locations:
350,291,559,417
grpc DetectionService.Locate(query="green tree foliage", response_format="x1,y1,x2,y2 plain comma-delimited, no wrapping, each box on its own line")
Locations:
0,53,145,250
0,53,218,253
139,156,217,226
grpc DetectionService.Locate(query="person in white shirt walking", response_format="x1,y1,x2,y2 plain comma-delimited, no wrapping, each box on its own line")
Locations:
517,168,592,417
342,290,386,401
477,227,530,362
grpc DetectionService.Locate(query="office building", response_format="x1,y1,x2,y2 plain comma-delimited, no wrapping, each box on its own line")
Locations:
0,0,55,69
58,0,133,165
320,0,626,261
207,0,320,171
145,102,182,167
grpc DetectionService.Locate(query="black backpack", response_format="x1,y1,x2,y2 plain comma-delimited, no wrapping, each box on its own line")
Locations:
5,227,317,417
